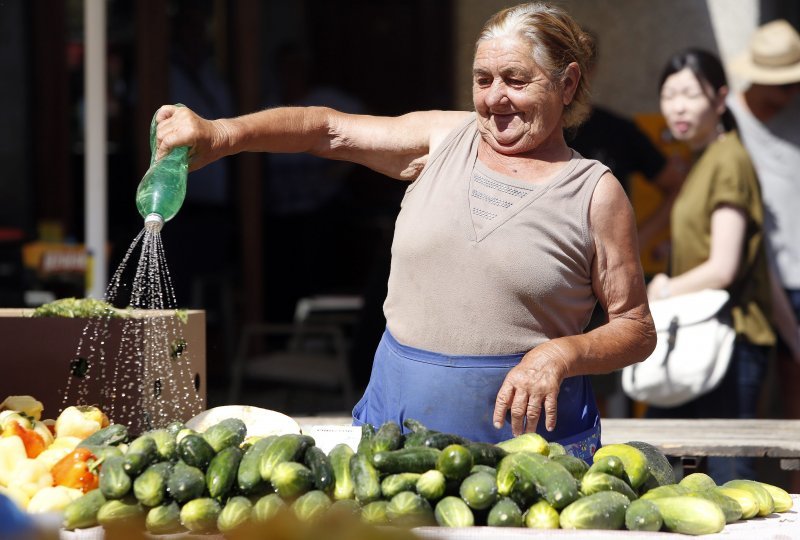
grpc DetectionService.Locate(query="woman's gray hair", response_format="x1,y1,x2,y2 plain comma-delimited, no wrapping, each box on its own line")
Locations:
477,2,595,129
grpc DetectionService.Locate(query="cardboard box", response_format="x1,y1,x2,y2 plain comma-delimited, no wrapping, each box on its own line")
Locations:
0,308,206,433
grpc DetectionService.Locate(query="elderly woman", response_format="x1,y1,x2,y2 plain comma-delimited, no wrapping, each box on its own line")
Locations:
154,2,655,458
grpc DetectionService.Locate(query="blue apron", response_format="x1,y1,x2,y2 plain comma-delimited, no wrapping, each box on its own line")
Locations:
352,329,601,461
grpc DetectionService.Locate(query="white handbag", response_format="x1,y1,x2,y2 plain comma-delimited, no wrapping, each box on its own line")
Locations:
621,289,735,408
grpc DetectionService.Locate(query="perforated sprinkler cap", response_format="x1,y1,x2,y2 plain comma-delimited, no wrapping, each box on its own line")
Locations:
144,213,164,232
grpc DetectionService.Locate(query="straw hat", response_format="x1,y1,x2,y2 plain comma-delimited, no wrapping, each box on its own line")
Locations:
729,19,800,85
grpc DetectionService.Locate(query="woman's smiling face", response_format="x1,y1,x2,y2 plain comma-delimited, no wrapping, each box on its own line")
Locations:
473,36,575,156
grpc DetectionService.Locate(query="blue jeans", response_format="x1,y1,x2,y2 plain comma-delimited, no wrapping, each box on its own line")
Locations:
646,339,769,483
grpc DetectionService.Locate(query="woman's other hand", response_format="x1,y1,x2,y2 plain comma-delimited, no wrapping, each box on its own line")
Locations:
493,340,570,436
154,105,234,171
646,273,671,301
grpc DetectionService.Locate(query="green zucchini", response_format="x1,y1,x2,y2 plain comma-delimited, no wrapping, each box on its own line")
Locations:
133,461,172,507
145,501,183,535
78,424,129,447
416,469,446,501
217,495,253,533
723,479,775,516
206,445,243,500
625,498,663,531
459,471,498,510
650,495,726,535
559,491,630,530
372,447,442,474
177,433,217,471
123,435,158,477
523,500,560,529
551,454,589,481
271,461,314,500
580,471,638,501
386,491,435,527
202,417,247,453
303,445,334,494
350,452,382,504
259,433,314,482
167,460,206,503
237,435,277,495
466,442,508,467
487,497,523,527
436,444,474,481
63,488,107,530
381,472,422,499
97,497,146,529
593,444,649,490
252,493,286,523
180,497,222,534
292,489,332,522
434,496,475,527
99,455,132,499
371,421,404,454
360,500,390,525
328,443,355,500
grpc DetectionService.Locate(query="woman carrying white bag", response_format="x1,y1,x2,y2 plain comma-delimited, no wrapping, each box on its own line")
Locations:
641,49,775,484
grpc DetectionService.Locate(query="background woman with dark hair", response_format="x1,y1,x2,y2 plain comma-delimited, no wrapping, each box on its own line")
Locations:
646,49,775,483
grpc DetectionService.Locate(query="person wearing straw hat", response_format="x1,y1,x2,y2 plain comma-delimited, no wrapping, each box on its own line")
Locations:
727,19,800,491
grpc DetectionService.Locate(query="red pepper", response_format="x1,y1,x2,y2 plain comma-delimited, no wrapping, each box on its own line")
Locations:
3,420,46,458
51,447,100,493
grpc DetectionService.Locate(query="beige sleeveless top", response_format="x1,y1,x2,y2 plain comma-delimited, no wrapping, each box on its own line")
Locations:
384,113,608,355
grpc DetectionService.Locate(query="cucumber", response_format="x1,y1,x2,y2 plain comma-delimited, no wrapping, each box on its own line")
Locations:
496,432,549,455
165,420,185,437
292,490,331,522
687,489,742,523
465,442,507,467
237,435,277,495
177,433,216,471
499,451,579,509
99,455,133,499
523,500,560,529
372,447,442,474
436,444,474,481
416,469,446,501
587,455,626,479
360,500,390,525
303,445,335,494
487,497,523,527
639,483,689,500
381,473,422,499
167,460,206,503
329,498,361,518
386,491,435,527
259,433,314,481
123,435,158,477
650,495,726,535
202,417,247,452
97,497,146,529
403,429,434,448
357,423,375,458
180,497,222,534
371,421,404,454
351,452,382,504
715,486,759,519
551,454,589,481
547,442,566,456
593,444,649,490
434,496,475,527
625,440,675,487
679,472,716,491
271,461,315,500
78,424,129,448
217,495,253,533
723,479,775,516
469,464,497,476
81,445,123,462
625,498,663,531
580,471,638,501
133,461,172,507
421,432,470,449
63,488,107,530
145,501,183,535
559,491,630,530
758,481,793,513
402,418,428,433
252,493,286,523
206,445,243,500
328,443,355,500
459,471,498,510
148,428,177,461
496,452,541,499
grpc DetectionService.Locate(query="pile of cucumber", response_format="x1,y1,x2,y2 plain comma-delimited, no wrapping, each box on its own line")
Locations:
61,417,794,536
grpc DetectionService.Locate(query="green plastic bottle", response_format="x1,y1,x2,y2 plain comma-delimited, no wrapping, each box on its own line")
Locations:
136,104,189,231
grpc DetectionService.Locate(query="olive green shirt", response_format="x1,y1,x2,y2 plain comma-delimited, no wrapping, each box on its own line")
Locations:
671,131,774,346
